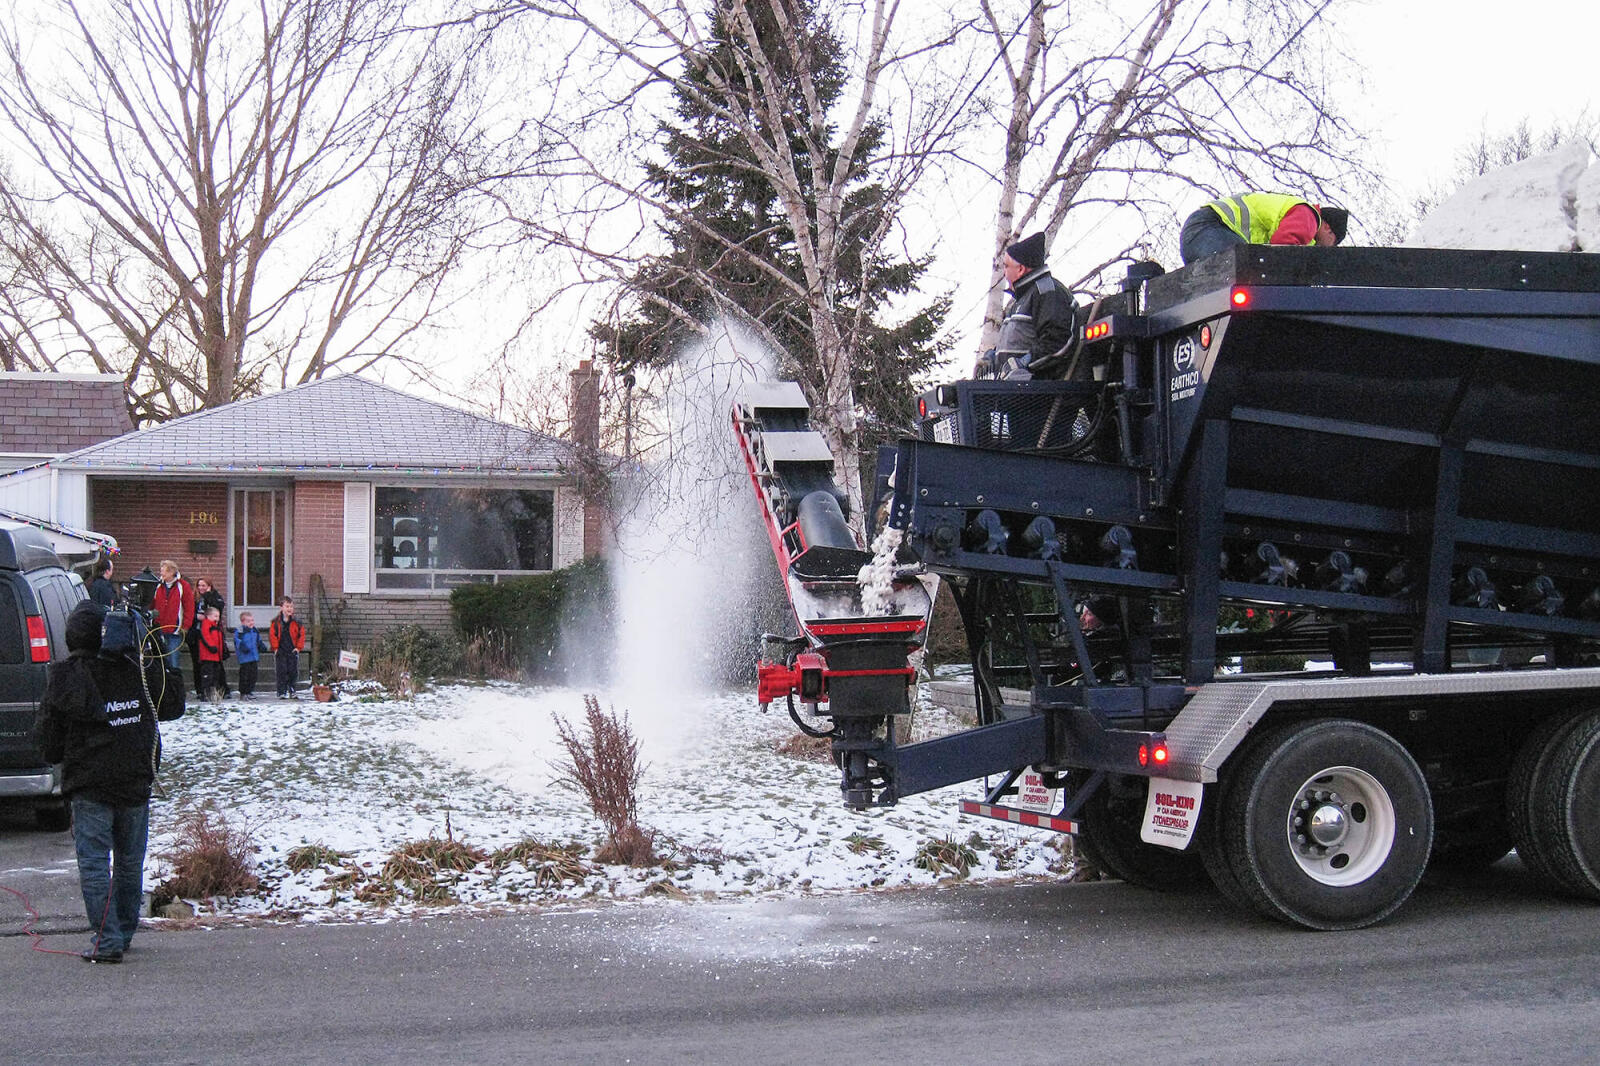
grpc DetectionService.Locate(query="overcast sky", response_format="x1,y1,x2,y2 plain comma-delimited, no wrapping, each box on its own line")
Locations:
1333,0,1598,191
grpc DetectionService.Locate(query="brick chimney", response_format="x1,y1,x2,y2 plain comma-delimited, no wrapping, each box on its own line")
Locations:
567,360,606,558
568,359,600,453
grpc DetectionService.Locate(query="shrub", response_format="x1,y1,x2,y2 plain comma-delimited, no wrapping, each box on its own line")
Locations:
158,809,260,900
450,557,613,681
553,694,654,866
363,624,464,687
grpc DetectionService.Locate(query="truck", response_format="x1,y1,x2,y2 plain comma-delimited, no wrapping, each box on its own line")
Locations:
731,245,1600,930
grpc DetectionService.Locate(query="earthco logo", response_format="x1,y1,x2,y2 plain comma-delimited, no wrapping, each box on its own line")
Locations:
1173,335,1196,371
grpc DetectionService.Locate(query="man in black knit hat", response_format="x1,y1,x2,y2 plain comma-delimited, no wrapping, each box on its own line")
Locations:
976,230,1078,378
36,600,185,963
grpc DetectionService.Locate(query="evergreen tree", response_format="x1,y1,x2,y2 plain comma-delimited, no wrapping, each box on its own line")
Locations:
592,0,949,459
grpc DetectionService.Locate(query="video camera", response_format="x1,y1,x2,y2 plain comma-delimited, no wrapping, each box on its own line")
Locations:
101,565,162,662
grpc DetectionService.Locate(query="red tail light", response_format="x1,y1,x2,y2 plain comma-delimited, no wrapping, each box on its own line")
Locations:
1153,744,1169,765
1138,744,1149,767
1230,287,1251,308
26,615,50,662
918,398,927,417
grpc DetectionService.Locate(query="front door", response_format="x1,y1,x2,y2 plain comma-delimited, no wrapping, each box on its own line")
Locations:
231,488,288,626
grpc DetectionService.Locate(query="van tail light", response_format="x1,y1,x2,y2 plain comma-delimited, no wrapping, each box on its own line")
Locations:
26,615,50,662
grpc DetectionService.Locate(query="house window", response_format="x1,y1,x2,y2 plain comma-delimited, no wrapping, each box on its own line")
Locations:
373,487,554,590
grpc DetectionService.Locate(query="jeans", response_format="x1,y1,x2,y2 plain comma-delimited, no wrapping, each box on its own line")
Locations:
71,795,150,955
1179,208,1247,265
275,650,299,696
160,631,183,670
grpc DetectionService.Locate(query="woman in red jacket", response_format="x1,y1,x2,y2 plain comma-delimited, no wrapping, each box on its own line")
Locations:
149,560,195,670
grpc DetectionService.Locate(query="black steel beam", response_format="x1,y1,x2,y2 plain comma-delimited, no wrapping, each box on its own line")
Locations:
885,715,1049,799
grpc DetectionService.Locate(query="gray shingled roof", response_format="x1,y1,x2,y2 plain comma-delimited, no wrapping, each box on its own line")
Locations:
50,375,572,475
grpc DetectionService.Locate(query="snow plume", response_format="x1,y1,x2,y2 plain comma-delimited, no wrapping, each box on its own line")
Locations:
604,320,779,753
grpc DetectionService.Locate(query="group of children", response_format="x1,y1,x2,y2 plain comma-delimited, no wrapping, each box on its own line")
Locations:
193,596,307,702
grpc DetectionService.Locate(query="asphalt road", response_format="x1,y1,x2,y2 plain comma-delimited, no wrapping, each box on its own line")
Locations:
4,812,1600,1065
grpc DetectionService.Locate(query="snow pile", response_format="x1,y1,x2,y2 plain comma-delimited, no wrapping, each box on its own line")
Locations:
1409,140,1599,251
145,685,1071,923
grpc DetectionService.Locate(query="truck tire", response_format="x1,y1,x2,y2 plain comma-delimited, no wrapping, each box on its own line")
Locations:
1506,710,1588,891
1196,781,1258,914
1531,710,1600,899
1219,719,1433,930
1075,774,1206,892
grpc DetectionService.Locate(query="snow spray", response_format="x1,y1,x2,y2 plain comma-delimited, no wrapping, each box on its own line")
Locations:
591,322,779,756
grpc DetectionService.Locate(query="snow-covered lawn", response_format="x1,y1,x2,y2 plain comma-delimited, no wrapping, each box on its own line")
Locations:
146,681,1071,922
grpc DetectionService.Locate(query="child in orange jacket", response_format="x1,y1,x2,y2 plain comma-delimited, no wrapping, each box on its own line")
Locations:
268,597,306,699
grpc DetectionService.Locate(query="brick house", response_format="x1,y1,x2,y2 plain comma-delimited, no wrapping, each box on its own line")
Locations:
0,369,604,658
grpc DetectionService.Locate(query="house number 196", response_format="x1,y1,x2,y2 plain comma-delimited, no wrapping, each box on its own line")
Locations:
189,511,219,525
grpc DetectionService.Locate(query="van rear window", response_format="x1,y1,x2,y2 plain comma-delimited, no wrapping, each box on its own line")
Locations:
0,583,21,664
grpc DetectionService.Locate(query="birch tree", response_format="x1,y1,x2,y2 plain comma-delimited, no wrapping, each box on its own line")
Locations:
974,0,1367,351
507,0,973,525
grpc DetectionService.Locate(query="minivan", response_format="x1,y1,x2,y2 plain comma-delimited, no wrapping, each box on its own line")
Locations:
0,521,88,829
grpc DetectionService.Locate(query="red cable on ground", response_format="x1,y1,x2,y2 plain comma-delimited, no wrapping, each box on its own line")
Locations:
0,882,86,958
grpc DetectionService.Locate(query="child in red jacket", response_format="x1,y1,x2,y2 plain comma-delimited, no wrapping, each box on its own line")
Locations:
197,606,225,702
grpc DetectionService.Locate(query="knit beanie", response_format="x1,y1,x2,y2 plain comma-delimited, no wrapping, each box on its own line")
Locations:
66,600,107,654
1005,232,1047,270
1319,206,1349,244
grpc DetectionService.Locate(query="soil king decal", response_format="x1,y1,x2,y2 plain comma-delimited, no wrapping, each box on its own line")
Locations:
1140,777,1204,849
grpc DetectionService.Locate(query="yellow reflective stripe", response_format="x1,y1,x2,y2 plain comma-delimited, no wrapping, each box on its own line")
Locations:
1230,196,1251,241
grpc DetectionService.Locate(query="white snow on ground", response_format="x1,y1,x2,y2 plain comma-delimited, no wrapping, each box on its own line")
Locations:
1408,140,1596,251
144,683,1070,924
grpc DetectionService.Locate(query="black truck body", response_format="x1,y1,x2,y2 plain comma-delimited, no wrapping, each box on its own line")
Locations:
734,245,1600,929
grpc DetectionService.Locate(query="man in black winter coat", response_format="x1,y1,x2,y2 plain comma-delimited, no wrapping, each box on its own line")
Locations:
36,601,185,963
975,231,1078,379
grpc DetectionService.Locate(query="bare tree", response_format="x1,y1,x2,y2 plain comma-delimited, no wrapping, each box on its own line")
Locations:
0,0,537,424
501,0,974,526
973,0,1369,351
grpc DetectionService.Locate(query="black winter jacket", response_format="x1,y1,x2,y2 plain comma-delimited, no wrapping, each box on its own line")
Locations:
36,650,186,807
994,267,1077,366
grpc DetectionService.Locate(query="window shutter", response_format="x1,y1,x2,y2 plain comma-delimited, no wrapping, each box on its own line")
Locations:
343,482,372,594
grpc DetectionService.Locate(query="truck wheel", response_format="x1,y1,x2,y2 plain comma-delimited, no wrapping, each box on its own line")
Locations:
1506,711,1587,891
1075,774,1206,892
1531,710,1600,899
1220,719,1433,930
1196,781,1258,913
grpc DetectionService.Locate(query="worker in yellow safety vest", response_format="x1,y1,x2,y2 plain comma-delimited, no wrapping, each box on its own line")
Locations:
1179,193,1349,265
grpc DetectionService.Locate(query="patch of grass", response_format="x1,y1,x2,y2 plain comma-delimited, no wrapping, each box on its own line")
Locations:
157,808,261,901
845,832,887,856
489,838,591,887
774,732,833,762
285,843,348,872
392,835,488,872
913,835,979,879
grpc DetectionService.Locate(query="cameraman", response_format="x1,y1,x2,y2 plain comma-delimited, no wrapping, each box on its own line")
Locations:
36,601,185,963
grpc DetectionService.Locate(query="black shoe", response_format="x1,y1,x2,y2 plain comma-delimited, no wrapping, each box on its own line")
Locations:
81,949,123,964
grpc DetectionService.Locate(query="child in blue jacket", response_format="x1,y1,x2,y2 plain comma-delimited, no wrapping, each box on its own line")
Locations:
234,612,262,700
